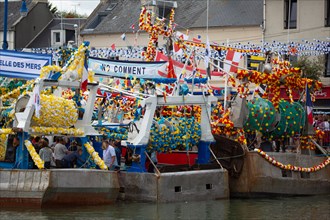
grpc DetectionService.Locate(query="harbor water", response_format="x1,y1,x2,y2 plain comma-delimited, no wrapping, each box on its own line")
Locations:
0,195,329,220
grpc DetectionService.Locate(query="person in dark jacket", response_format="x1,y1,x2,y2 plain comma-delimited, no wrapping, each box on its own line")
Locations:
61,148,84,168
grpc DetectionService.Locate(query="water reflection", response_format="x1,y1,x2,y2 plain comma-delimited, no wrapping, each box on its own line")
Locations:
0,195,329,220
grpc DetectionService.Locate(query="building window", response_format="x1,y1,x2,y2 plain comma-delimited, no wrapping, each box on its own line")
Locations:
325,54,330,77
158,7,171,19
326,0,330,27
284,0,297,29
152,0,177,19
106,2,117,11
54,32,61,43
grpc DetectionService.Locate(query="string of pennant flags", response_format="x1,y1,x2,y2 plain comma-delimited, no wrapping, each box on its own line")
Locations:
29,38,329,63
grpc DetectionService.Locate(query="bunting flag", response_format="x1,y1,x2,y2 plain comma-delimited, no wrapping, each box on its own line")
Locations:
173,42,183,56
192,35,201,43
224,50,242,73
176,31,189,40
306,84,313,125
156,52,193,78
110,43,116,50
204,36,211,67
121,33,126,41
81,56,88,91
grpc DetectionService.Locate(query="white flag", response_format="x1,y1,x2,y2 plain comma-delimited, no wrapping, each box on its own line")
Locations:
204,36,211,67
121,33,126,41
33,84,41,118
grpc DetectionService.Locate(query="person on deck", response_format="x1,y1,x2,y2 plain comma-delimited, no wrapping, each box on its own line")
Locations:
5,136,20,163
102,140,118,170
54,137,70,168
39,137,53,169
61,148,84,168
114,139,122,167
124,147,133,169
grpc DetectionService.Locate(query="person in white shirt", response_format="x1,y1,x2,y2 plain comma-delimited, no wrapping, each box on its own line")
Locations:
102,140,118,170
54,137,70,168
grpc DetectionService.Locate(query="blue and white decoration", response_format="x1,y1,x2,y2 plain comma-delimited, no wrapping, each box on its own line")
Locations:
0,50,52,79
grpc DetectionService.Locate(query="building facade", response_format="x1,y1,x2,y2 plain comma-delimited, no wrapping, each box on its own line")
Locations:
0,0,53,50
264,0,330,85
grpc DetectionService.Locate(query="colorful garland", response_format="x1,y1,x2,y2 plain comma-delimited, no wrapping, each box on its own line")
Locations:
211,105,247,145
0,80,34,101
139,7,175,61
0,133,8,161
183,41,261,54
0,128,14,134
24,140,44,169
148,116,201,152
97,127,128,140
235,58,322,108
39,65,62,79
39,42,89,82
30,127,84,136
84,142,108,170
32,94,78,128
254,148,330,172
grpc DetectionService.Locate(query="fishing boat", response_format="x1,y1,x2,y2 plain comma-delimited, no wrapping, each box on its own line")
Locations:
0,4,329,207
0,42,230,206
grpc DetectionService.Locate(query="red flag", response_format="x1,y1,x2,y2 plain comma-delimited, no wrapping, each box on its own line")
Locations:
173,42,180,53
81,64,88,92
130,24,135,30
167,57,176,78
192,37,201,43
110,43,116,50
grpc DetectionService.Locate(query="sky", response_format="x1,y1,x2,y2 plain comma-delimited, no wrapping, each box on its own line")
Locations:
49,0,100,15
0,0,100,16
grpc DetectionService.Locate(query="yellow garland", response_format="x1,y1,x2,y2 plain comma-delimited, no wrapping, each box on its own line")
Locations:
84,142,108,170
30,126,84,136
32,94,78,128
39,43,89,81
24,140,44,169
62,43,88,80
39,65,62,79
0,133,8,161
0,128,14,134
254,148,330,172
0,80,34,101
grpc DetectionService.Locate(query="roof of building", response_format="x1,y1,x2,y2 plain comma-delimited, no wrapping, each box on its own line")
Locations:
50,18,86,30
81,0,263,35
0,0,36,30
27,18,86,48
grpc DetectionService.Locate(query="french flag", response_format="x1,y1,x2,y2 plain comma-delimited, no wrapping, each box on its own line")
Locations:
81,57,88,92
306,84,313,125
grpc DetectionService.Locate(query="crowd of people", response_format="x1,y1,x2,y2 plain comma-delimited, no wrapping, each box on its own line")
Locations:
2,134,158,172
32,136,85,169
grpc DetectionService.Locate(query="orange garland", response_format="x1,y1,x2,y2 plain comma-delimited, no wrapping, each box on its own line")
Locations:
235,58,322,108
254,148,330,172
211,102,247,145
139,7,175,61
